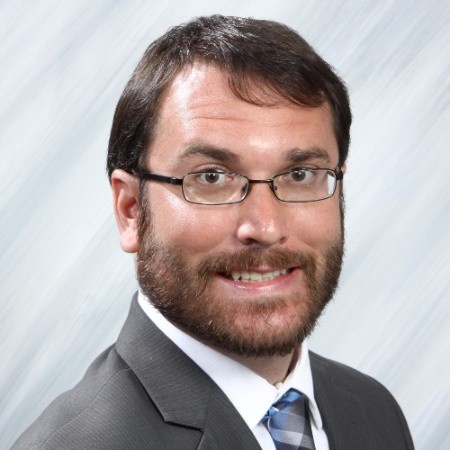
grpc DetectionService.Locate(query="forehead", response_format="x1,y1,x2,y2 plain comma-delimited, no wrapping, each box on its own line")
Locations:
148,63,338,171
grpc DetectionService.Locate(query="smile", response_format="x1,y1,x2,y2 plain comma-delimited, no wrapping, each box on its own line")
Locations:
228,268,292,282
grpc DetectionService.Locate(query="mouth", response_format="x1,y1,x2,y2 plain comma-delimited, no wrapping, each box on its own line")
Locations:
222,268,294,282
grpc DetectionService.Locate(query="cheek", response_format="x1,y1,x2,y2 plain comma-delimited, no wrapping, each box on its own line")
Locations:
295,200,342,245
150,190,234,253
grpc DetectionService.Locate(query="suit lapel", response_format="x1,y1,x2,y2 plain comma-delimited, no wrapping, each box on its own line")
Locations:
310,352,377,450
116,295,261,450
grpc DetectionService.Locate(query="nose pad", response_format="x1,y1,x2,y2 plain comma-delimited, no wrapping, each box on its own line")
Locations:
243,180,277,201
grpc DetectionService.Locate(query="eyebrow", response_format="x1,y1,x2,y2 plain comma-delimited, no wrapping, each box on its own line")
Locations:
178,143,240,164
286,147,331,164
177,143,331,165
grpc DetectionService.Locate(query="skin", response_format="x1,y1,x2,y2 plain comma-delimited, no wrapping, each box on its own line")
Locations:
112,63,344,384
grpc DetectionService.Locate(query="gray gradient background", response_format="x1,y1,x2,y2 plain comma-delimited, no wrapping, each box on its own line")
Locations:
1,1,449,449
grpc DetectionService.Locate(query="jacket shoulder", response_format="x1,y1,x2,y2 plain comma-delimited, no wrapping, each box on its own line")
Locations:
12,345,202,450
12,345,126,449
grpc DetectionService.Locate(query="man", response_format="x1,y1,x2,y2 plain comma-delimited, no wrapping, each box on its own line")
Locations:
13,15,414,450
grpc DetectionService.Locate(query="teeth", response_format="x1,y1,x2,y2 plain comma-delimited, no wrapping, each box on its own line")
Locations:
230,269,289,282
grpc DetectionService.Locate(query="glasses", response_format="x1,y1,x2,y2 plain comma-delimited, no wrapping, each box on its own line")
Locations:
133,167,343,205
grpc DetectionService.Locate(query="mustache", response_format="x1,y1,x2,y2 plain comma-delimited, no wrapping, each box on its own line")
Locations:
197,247,316,278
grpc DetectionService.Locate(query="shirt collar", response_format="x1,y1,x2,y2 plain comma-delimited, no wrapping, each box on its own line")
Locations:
138,291,323,431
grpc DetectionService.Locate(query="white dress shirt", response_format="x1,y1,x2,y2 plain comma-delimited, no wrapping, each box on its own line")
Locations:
138,292,329,450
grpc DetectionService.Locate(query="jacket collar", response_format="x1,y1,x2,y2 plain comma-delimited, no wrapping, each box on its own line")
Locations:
116,293,214,428
116,294,261,449
310,352,377,450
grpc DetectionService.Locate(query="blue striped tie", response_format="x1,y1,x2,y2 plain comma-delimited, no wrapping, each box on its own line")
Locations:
263,389,315,450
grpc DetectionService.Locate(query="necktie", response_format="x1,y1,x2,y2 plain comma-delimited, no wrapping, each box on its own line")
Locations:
263,389,316,450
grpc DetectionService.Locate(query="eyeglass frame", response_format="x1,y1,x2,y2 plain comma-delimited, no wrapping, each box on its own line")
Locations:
131,167,344,205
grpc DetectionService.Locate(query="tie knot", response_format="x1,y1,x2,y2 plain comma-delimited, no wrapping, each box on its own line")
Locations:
263,389,315,450
264,389,304,420
276,389,303,409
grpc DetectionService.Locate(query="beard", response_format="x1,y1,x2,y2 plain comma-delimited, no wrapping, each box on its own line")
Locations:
137,206,344,358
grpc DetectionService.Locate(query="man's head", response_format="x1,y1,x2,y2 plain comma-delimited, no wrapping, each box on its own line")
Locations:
107,15,351,178
109,15,351,357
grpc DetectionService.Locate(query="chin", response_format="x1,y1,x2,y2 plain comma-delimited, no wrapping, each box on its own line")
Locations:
168,294,324,358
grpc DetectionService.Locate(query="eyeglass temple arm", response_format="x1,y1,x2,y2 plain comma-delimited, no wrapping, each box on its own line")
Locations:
133,170,183,185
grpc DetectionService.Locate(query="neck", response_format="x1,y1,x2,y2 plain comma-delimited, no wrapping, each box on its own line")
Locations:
227,345,301,385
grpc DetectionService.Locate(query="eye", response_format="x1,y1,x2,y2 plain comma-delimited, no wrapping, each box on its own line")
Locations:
194,171,230,186
287,168,315,183
203,173,223,184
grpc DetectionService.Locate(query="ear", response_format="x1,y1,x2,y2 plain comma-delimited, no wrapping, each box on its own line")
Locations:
111,169,140,253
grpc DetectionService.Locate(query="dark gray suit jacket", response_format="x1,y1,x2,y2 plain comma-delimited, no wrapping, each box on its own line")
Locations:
13,295,414,449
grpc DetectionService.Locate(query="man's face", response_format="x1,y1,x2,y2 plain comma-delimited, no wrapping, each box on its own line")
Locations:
137,64,344,357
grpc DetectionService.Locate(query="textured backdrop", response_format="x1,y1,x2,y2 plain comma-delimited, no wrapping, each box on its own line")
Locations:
1,1,449,449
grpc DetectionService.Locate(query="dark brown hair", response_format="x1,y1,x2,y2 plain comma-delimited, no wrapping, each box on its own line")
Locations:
107,15,351,179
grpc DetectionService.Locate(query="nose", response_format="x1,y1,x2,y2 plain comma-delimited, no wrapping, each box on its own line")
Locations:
235,182,289,247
